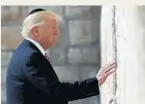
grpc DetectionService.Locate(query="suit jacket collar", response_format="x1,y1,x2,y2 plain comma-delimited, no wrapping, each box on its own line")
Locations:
24,37,46,56
22,39,43,54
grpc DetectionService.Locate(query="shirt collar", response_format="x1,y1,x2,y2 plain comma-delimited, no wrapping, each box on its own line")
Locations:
24,37,46,56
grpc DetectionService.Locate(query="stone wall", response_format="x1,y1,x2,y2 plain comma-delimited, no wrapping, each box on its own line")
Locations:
1,6,101,104
100,6,145,104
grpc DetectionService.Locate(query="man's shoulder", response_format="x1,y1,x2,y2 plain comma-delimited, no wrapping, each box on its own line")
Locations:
10,41,42,64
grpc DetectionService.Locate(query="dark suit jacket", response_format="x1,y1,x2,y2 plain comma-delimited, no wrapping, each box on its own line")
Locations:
6,39,100,104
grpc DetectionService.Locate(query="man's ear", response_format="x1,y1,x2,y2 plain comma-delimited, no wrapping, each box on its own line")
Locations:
31,26,39,37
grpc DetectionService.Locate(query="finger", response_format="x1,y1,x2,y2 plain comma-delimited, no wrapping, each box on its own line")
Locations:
103,61,115,70
105,63,116,72
105,65,116,74
104,63,116,73
105,68,116,76
104,69,116,78
98,61,116,75
104,63,117,73
100,65,116,78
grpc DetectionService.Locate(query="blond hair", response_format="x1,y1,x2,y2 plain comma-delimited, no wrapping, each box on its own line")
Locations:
21,11,62,38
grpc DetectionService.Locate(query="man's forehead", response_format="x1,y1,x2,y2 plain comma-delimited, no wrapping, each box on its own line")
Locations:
45,18,56,24
46,15,58,22
43,18,58,27
43,14,56,21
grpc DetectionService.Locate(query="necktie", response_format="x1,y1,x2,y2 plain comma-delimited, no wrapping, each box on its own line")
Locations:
44,53,49,61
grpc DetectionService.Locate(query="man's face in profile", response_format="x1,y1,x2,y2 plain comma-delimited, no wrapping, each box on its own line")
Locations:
38,17,59,47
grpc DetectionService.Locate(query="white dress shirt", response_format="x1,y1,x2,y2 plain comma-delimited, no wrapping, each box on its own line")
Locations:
24,37,46,56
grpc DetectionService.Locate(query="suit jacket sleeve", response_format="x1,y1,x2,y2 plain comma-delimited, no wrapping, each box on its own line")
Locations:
23,52,100,101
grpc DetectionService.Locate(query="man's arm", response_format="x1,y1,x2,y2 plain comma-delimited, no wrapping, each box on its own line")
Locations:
23,52,116,101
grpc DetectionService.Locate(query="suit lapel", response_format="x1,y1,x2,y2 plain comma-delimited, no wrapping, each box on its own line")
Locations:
22,39,59,80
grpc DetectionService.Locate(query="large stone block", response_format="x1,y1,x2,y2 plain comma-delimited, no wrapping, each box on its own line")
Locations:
69,20,99,45
53,65,80,81
1,89,6,104
1,27,24,49
65,6,101,20
68,46,100,64
49,47,66,65
53,65,100,82
1,6,27,26
1,45,9,50
1,67,7,104
1,51,13,67
78,65,100,80
1,27,22,36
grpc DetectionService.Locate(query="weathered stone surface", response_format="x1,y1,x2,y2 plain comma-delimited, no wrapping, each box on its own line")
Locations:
53,65,80,81
1,88,6,104
101,6,145,104
1,51,13,67
49,47,66,65
1,67,7,104
1,45,9,50
54,65,100,81
68,48,82,63
78,65,100,80
2,27,22,36
1,27,23,49
69,20,98,45
65,6,101,20
1,6,27,26
68,47,100,64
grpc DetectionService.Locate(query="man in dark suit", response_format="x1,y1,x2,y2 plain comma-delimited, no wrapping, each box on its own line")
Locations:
6,8,117,104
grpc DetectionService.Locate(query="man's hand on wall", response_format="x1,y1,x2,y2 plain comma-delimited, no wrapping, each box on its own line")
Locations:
96,62,117,85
